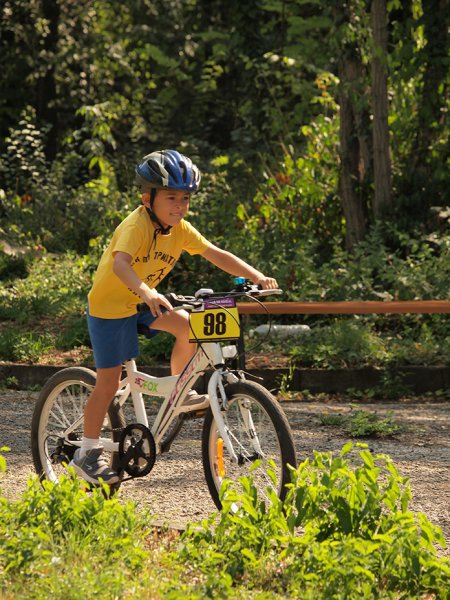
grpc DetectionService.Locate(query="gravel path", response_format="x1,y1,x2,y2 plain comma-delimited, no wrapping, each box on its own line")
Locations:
1,390,449,557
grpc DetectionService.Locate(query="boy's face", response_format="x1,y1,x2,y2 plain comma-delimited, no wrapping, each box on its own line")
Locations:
142,189,190,228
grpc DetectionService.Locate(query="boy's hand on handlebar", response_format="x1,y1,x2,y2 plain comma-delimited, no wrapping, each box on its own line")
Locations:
142,289,173,317
254,275,279,290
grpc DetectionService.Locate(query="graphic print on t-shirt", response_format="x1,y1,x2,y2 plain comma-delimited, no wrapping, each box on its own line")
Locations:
88,207,211,318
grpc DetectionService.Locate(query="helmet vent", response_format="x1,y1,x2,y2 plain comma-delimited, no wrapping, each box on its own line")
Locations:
135,149,200,193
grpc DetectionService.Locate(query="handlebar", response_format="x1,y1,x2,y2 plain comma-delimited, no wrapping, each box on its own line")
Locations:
136,281,283,313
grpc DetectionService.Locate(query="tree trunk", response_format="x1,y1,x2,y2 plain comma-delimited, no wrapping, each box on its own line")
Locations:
371,0,392,217
36,0,60,160
412,0,449,172
337,52,369,249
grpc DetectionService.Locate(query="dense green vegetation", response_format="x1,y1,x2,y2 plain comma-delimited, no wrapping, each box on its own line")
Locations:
0,0,449,367
1,5,448,593
1,445,449,598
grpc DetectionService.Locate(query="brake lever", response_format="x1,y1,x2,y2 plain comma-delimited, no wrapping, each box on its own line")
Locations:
248,288,283,297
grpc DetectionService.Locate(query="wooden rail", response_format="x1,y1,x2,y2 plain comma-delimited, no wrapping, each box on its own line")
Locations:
237,300,450,315
235,300,450,371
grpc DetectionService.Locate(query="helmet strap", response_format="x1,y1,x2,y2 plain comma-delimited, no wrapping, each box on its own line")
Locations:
145,207,171,235
145,189,171,235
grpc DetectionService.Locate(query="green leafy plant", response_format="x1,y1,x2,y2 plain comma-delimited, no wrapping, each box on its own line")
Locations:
2,376,19,390
0,107,49,196
319,406,402,437
376,369,413,400
319,412,348,427
283,445,449,597
289,318,389,369
278,363,296,400
0,329,56,362
347,407,402,437
0,253,91,322
139,330,175,363
0,447,449,598
0,446,9,475
176,462,290,596
0,472,152,598
175,445,450,598
0,250,29,280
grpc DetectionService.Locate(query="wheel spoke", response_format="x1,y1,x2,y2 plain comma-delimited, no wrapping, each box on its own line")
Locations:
203,381,296,510
32,369,124,484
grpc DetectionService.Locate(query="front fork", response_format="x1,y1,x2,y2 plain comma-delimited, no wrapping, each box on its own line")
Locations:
207,370,264,463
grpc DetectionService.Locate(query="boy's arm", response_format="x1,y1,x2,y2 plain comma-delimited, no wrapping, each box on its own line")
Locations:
202,245,278,289
113,251,173,317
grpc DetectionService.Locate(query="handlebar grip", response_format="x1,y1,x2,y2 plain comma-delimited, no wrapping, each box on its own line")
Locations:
136,302,174,315
136,302,150,313
136,293,190,313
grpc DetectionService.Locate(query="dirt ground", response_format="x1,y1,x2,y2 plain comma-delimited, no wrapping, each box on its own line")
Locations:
0,389,448,558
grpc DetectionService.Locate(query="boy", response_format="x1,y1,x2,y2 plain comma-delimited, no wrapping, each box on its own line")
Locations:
70,149,278,485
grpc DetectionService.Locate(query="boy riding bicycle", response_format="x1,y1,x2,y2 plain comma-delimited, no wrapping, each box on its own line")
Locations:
70,149,278,485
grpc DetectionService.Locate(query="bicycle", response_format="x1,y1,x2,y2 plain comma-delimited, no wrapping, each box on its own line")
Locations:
31,280,297,509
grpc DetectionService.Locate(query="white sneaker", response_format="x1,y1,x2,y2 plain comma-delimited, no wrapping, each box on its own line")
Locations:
181,389,209,411
69,448,120,485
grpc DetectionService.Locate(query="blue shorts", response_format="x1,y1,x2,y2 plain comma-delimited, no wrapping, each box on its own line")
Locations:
87,308,159,369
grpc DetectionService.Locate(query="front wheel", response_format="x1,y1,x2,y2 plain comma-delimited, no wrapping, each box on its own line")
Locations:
31,367,126,484
202,380,297,510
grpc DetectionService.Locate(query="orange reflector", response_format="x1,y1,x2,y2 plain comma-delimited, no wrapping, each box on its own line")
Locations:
217,437,225,479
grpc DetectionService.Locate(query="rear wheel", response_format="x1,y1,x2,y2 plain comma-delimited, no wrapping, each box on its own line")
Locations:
31,367,126,485
202,380,296,510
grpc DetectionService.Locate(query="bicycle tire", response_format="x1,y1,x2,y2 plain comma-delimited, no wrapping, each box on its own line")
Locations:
31,367,126,484
201,380,297,510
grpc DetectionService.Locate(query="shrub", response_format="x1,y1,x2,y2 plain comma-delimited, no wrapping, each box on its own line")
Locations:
139,330,175,363
176,445,450,598
288,315,450,369
289,318,389,369
319,407,403,437
0,250,29,280
0,107,49,196
0,473,152,598
0,328,56,362
0,253,90,322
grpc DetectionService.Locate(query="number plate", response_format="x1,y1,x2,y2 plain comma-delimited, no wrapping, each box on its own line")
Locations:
189,297,241,342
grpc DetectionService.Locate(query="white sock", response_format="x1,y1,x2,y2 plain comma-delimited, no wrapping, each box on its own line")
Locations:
80,437,101,458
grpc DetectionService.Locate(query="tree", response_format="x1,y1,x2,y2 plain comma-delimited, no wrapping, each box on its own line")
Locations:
371,0,392,217
410,0,449,196
36,0,60,160
333,2,370,248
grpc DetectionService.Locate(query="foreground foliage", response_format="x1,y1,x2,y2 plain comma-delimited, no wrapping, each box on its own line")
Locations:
0,470,153,598
178,444,450,598
0,445,448,599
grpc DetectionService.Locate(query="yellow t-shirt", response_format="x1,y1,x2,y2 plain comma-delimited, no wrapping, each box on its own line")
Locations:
88,206,211,318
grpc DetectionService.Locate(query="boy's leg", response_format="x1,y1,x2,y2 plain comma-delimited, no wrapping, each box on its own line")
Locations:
151,310,208,410
151,310,195,374
83,365,123,437
69,365,122,485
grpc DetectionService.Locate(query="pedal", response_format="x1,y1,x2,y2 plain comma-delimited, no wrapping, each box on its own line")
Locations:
183,408,208,420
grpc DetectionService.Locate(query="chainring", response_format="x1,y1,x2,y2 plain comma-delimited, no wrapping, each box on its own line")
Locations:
118,423,156,477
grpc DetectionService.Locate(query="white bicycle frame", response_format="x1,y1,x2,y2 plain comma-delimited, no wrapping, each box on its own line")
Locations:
57,288,283,465
96,339,243,463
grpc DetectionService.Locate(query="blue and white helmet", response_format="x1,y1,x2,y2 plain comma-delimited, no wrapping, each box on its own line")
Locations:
135,149,201,193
